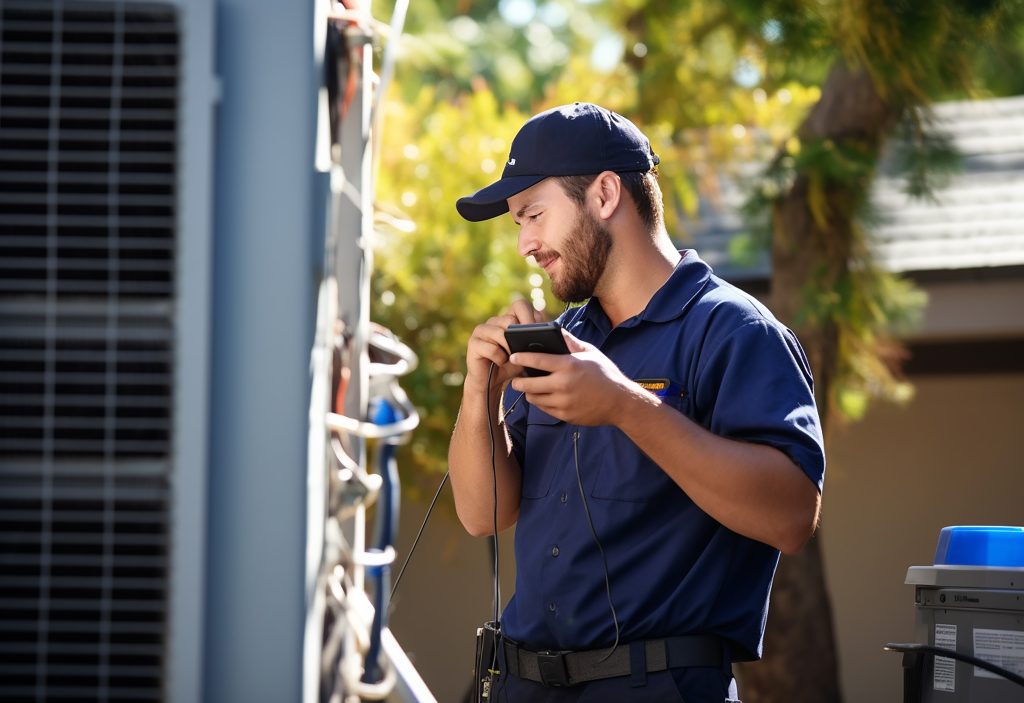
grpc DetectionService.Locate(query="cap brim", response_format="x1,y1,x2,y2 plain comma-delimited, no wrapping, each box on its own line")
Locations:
456,174,548,222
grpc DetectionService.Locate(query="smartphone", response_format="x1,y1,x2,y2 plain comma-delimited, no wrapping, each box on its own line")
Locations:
504,322,570,377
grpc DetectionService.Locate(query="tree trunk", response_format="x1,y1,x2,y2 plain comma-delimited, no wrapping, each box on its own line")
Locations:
735,535,841,702
736,63,901,703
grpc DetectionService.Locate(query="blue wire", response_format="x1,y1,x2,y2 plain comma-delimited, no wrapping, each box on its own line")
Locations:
362,399,401,684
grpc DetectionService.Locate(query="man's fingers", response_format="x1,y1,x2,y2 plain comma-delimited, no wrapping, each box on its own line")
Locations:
508,351,565,376
479,342,510,367
508,297,537,325
507,380,567,419
479,319,516,351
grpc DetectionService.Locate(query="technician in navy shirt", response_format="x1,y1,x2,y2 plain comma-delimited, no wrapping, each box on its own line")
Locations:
450,103,825,702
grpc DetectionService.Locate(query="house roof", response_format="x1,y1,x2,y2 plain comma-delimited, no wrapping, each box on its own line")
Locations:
684,95,1024,281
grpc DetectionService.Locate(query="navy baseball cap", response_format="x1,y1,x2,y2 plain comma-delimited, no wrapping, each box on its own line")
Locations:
456,102,660,222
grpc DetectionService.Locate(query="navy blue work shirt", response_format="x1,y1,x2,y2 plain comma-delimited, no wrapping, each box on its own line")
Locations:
500,250,825,662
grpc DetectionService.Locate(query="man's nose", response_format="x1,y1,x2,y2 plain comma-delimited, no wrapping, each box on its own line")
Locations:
517,227,538,258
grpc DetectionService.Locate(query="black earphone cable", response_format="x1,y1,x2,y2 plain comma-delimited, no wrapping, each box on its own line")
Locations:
484,362,503,681
573,430,621,659
389,471,448,601
485,362,501,629
390,384,524,602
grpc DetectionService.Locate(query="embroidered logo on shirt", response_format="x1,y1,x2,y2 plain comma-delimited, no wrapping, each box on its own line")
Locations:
635,378,686,399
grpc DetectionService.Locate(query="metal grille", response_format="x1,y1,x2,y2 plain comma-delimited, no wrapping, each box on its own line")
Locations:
0,1,179,699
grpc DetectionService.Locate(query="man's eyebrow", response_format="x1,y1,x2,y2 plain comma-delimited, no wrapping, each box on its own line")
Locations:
513,202,537,223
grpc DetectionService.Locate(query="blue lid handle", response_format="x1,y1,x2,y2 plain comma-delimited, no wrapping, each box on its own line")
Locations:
934,526,1024,567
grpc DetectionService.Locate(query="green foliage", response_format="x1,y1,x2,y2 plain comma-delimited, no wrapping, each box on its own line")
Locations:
372,89,560,482
385,0,617,112
833,0,1024,106
790,257,925,422
885,117,962,200
961,4,1024,97
608,2,829,128
741,123,932,420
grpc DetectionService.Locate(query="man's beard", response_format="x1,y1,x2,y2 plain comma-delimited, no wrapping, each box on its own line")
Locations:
550,208,612,303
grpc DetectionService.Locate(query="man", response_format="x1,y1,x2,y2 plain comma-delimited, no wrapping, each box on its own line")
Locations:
448,102,825,702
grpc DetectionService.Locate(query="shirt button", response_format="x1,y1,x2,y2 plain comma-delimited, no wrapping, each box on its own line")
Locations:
560,492,568,504
551,546,559,557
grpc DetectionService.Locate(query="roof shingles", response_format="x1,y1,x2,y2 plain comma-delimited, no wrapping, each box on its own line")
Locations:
685,96,1024,278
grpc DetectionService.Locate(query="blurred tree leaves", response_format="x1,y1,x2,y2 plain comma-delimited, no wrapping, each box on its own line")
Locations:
385,0,602,110
372,89,543,485
371,1,627,490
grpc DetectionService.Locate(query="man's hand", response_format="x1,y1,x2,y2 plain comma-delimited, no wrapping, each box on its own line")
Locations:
465,298,544,394
509,327,640,427
451,298,542,537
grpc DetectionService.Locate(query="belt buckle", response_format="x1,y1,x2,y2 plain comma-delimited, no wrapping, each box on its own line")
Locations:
536,650,570,687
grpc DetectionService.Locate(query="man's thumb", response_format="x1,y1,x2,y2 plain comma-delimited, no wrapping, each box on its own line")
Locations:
560,327,591,354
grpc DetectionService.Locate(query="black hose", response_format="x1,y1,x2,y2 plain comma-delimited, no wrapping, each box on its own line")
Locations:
885,642,1024,688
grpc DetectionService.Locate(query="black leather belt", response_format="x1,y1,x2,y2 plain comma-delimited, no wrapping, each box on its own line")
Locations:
503,635,726,687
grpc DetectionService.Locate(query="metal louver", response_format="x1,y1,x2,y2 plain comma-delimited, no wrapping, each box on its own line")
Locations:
0,1,179,699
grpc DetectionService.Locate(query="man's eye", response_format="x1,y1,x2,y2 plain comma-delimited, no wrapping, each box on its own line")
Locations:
528,212,542,221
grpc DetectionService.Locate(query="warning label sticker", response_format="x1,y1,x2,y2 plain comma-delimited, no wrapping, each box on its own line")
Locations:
934,624,957,692
973,628,1024,679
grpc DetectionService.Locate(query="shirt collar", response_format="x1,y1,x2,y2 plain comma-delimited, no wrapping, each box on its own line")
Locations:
575,249,712,332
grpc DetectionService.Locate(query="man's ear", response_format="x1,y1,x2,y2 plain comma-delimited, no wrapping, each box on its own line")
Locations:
590,171,621,221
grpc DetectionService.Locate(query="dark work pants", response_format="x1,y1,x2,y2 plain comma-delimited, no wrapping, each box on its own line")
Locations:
490,641,742,703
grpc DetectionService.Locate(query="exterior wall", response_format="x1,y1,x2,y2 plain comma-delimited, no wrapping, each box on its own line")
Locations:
913,274,1024,341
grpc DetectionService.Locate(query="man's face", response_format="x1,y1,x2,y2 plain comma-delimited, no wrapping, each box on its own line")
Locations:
507,178,612,303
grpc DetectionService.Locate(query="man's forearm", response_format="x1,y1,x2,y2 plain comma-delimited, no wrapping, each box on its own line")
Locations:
448,382,522,536
617,386,820,554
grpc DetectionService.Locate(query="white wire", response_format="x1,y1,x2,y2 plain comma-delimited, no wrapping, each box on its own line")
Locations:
315,1,422,700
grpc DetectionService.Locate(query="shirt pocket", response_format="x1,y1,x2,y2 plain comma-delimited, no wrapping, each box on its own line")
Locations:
589,386,690,503
522,405,564,499
589,444,675,502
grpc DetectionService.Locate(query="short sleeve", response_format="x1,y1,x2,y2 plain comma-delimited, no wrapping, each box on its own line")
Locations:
694,319,826,491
